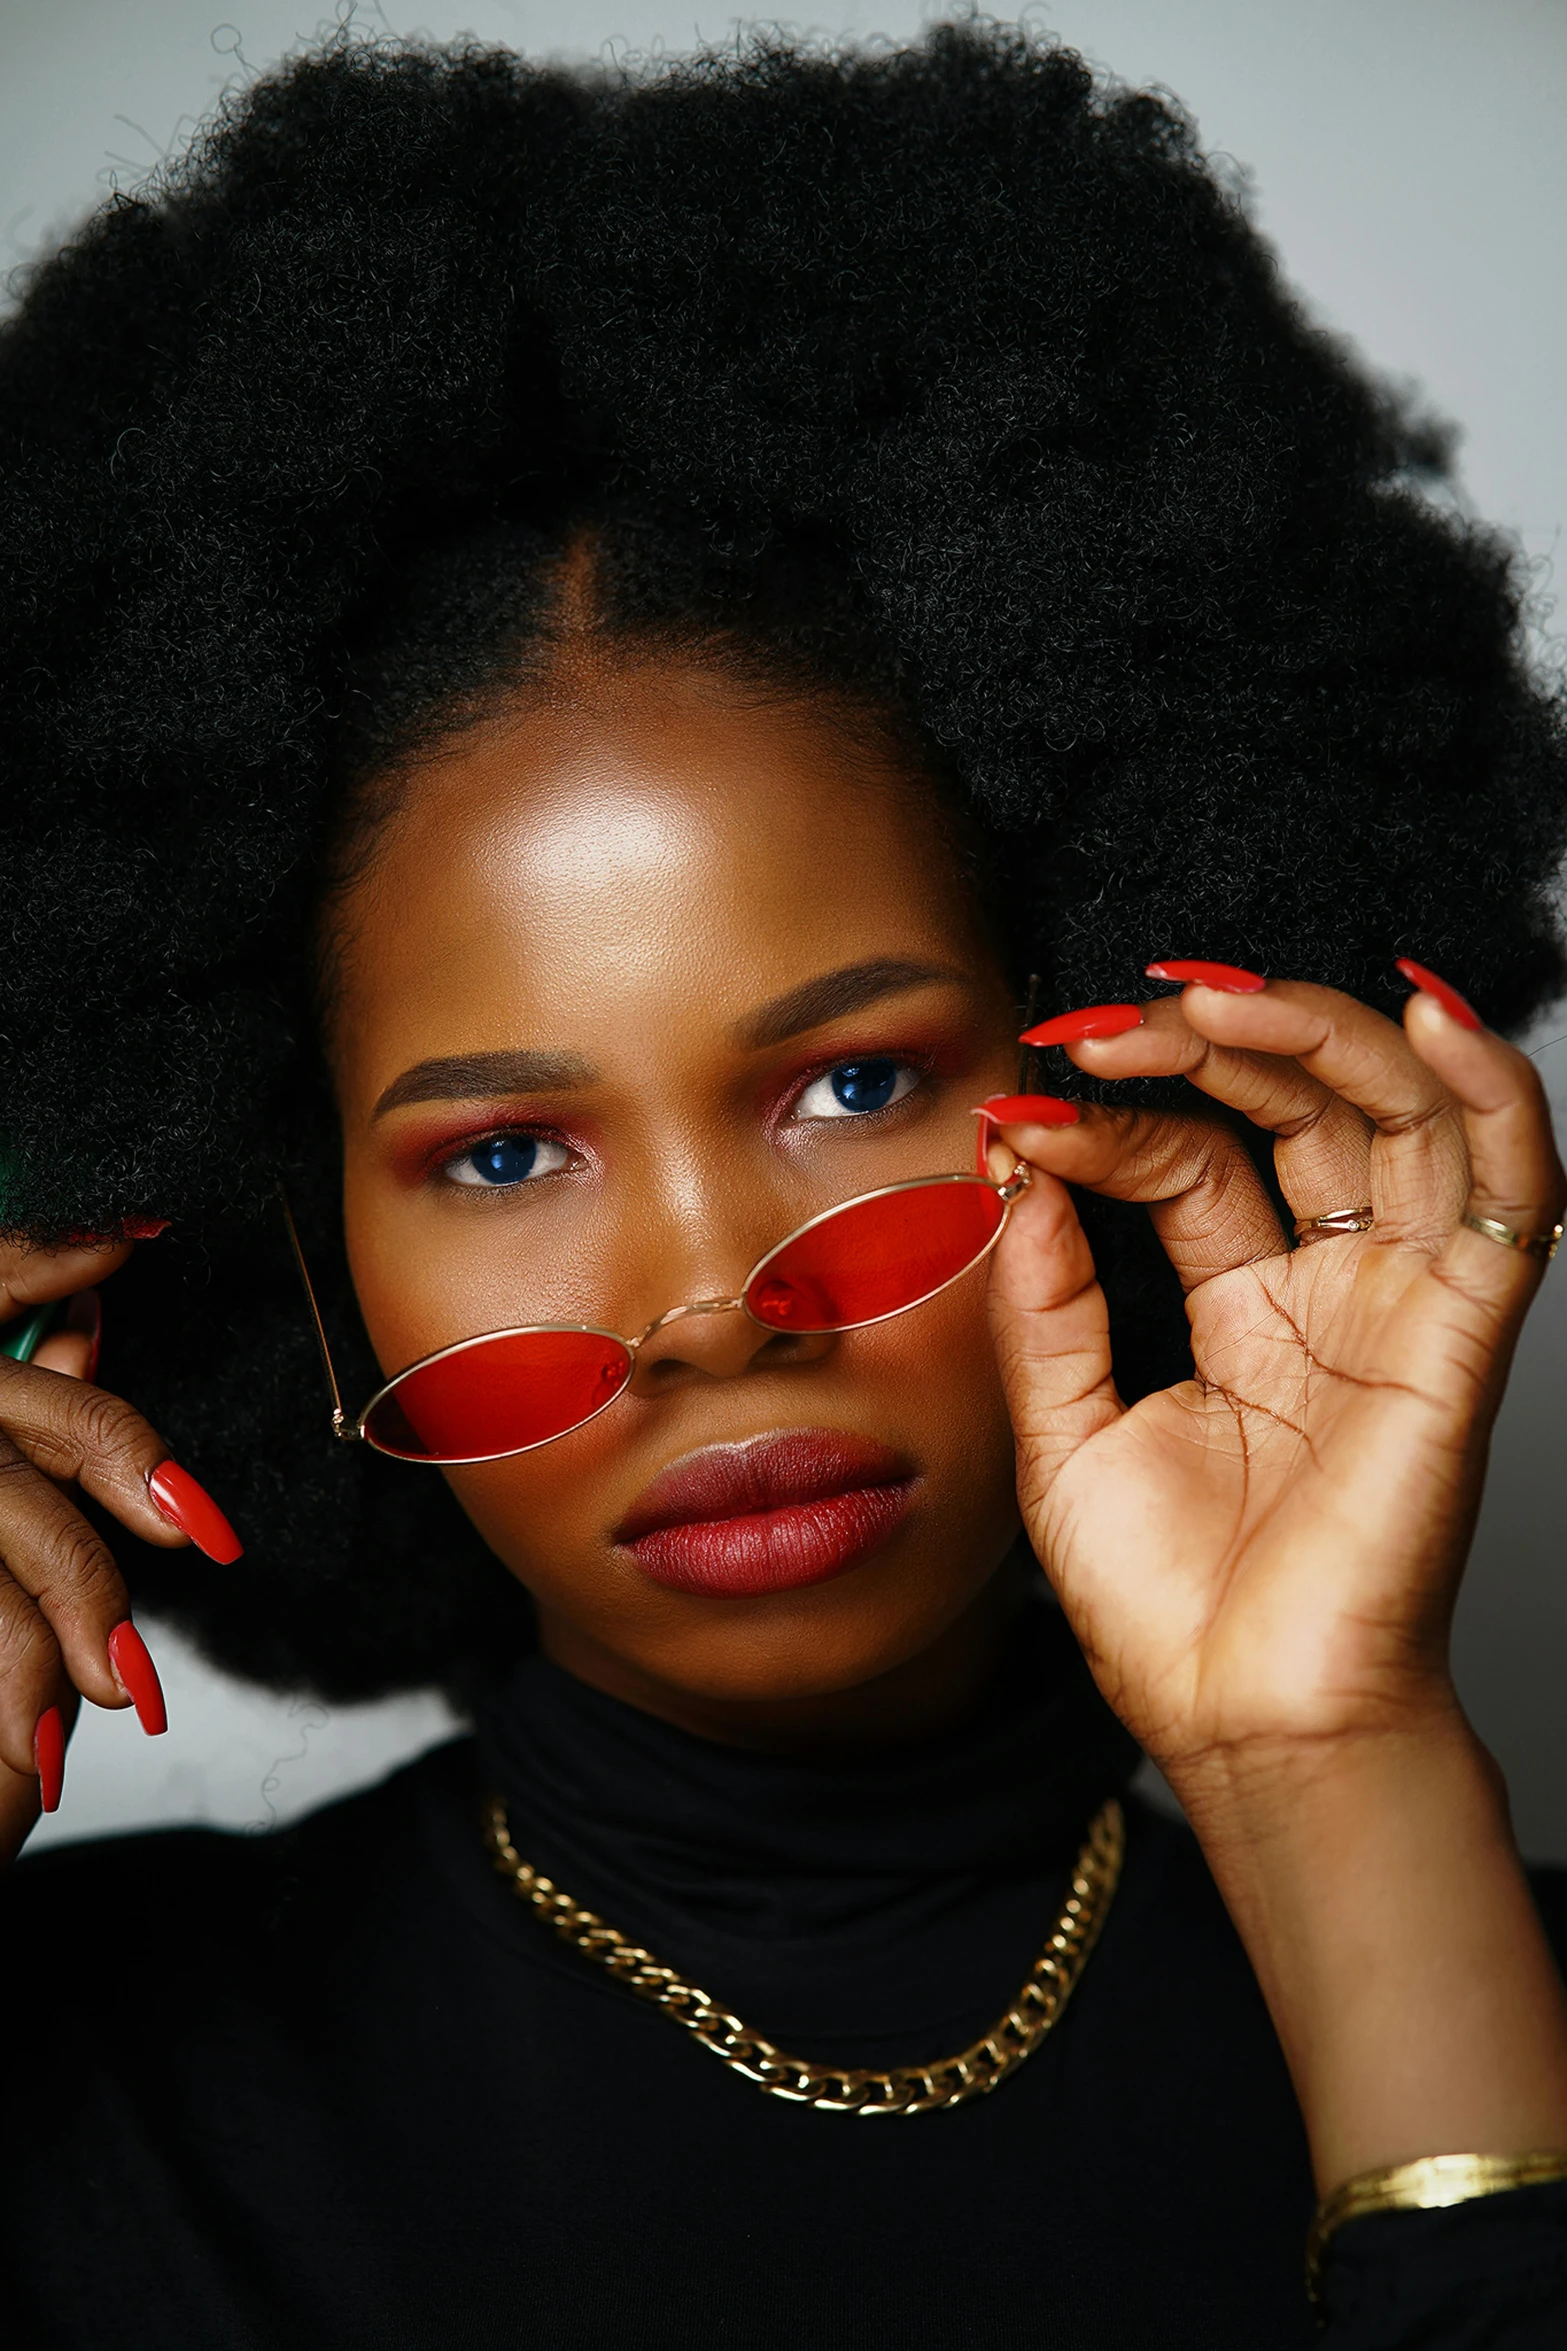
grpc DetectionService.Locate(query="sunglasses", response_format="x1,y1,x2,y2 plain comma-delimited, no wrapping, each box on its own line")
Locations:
284,1156,1031,1467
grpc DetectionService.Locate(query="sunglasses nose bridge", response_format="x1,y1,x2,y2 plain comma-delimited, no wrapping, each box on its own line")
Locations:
634,1294,746,1349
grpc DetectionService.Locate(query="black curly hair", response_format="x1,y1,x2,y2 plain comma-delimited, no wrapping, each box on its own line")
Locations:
2,22,1563,1699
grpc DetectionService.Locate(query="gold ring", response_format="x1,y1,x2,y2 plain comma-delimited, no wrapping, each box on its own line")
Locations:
1461,1212,1564,1263
1293,1204,1374,1246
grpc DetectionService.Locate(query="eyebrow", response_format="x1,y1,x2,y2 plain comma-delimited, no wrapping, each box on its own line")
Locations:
372,960,964,1116
373,1048,597,1118
735,958,968,1050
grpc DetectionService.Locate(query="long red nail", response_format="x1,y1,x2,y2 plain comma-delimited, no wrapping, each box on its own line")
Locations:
973,1109,995,1175
1020,1005,1143,1047
148,1461,243,1563
1395,958,1482,1032
107,1621,167,1736
1145,959,1266,994
975,1094,1081,1126
122,1218,170,1240
34,1705,65,1811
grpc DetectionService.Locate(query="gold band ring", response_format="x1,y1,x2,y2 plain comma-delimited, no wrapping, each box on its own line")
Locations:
1461,1212,1564,1264
1293,1204,1374,1246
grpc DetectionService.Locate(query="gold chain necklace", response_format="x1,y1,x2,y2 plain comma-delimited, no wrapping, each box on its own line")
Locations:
482,1792,1125,2116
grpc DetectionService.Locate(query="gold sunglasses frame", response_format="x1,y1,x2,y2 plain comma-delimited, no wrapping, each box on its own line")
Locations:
282,1158,1031,1468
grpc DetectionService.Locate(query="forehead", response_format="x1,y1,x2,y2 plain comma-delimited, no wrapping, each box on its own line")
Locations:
329,666,993,1060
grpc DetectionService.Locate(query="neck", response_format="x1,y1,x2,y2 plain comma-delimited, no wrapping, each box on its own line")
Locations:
535,1567,1024,1758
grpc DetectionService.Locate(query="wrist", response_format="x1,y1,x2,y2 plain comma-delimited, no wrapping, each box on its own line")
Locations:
1163,1702,1498,1855
1162,1710,1567,2193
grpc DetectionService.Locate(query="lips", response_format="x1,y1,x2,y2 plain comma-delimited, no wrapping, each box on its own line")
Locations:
615,1429,914,1597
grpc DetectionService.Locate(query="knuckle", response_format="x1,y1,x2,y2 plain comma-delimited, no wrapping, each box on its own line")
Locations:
0,1439,35,1492
35,1381,155,1480
1375,1096,1453,1143
1273,1093,1360,1147
69,1383,145,1459
0,1583,62,1682
32,1516,122,1618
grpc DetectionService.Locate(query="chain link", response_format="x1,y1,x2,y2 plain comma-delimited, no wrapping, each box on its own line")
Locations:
483,1792,1124,2116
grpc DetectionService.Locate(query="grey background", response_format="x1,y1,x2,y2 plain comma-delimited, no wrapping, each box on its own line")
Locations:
5,1,1566,1855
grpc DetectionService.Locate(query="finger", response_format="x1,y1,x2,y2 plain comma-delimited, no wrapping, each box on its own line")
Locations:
1403,988,1566,1332
0,1426,138,1719
985,1100,1285,1292
0,1530,114,1779
987,1163,1124,1502
0,1237,133,1321
32,1290,101,1382
0,1356,220,1550
32,1330,94,1380
1058,994,1376,1224
1100,979,1469,1243
0,1688,80,1866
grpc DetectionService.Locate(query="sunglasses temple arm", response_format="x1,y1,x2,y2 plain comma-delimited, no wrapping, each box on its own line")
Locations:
277,1190,353,1440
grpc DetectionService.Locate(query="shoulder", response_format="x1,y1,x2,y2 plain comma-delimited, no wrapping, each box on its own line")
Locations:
3,1735,477,1986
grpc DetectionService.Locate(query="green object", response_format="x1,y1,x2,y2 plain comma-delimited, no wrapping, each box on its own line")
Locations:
1,1302,65,1363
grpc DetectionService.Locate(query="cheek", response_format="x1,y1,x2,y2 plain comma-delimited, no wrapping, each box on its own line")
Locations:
880,1266,1017,1499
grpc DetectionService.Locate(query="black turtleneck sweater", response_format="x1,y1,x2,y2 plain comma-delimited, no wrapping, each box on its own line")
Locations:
4,1597,1566,2348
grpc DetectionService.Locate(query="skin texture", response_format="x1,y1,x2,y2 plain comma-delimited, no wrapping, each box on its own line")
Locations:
328,659,1025,1737
2,653,1567,2200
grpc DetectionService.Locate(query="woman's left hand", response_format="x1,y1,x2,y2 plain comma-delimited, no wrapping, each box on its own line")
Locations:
987,970,1560,1777
985,969,1567,2188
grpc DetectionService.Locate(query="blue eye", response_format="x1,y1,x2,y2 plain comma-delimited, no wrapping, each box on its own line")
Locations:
444,1134,569,1190
795,1059,919,1120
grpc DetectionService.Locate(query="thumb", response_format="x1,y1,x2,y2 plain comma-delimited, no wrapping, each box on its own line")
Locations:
988,1150,1124,1501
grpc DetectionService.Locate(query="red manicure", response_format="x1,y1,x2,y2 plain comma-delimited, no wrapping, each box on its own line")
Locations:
122,1218,170,1241
1145,959,1266,994
1020,1005,1143,1047
34,1705,65,1812
974,1109,995,1175
1395,958,1482,1032
975,1094,1081,1126
107,1621,167,1737
148,1461,243,1563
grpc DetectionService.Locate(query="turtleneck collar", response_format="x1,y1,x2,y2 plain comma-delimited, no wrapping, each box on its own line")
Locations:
472,1587,1136,2060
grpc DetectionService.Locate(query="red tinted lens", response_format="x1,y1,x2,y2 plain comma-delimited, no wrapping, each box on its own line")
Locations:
745,1179,1005,1333
362,1328,632,1462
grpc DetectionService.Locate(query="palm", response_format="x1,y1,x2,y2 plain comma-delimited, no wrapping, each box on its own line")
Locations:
987,979,1560,1776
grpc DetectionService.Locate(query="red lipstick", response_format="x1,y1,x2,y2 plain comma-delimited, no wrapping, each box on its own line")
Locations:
615,1429,914,1597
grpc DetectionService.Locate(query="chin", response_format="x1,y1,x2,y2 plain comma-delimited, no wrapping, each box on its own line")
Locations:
594,1543,1005,1706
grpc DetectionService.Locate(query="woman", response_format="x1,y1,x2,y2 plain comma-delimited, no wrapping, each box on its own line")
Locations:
2,24,1566,2346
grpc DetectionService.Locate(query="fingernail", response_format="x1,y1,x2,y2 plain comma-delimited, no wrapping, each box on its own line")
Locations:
107,1621,167,1737
974,1094,1082,1126
34,1705,65,1811
974,1109,995,1175
148,1461,243,1563
1020,1005,1143,1047
1395,958,1482,1033
123,1218,170,1241
1145,959,1266,994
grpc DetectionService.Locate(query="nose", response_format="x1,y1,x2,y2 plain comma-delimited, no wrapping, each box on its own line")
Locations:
628,1293,836,1392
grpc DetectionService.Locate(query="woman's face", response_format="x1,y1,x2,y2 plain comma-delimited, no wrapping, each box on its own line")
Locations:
328,658,1023,1727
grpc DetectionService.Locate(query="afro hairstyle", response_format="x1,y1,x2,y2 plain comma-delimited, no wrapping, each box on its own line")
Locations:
1,21,1564,1697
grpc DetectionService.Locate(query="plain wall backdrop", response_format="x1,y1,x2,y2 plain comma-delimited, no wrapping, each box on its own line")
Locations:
4,0,1566,1854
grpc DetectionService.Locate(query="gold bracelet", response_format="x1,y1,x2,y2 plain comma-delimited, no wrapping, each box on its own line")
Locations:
1307,2149,1567,2300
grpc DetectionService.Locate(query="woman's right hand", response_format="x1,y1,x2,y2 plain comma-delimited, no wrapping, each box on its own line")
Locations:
0,1233,238,1864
